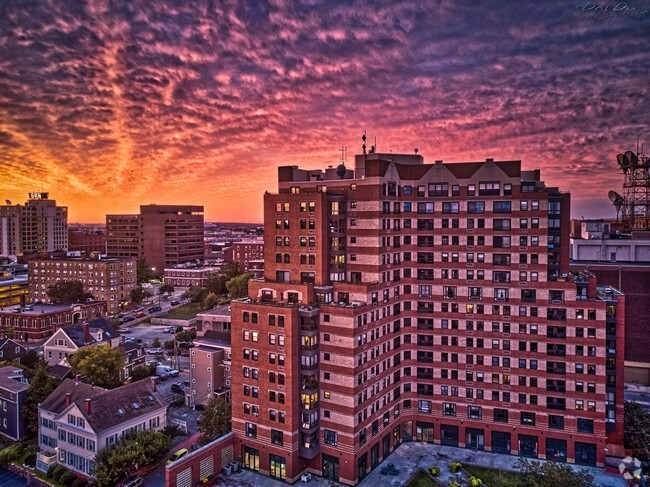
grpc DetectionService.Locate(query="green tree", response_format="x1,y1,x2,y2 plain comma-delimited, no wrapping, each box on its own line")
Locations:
68,346,125,389
152,337,161,348
204,272,227,295
221,261,240,279
159,283,175,296
46,280,94,304
203,292,219,310
93,430,171,487
176,329,196,343
130,364,157,382
515,458,596,487
23,365,61,434
226,273,252,299
182,285,207,303
625,401,650,461
198,396,232,445
136,258,153,283
130,286,152,306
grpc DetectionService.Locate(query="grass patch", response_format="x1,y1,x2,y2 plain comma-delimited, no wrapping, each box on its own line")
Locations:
405,469,442,487
464,465,523,487
159,302,203,320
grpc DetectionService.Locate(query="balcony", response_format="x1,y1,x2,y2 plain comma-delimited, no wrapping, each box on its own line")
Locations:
36,451,57,473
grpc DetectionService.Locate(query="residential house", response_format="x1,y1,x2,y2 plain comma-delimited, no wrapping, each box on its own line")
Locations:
0,338,28,363
37,377,167,477
188,331,231,407
0,366,29,441
42,318,120,366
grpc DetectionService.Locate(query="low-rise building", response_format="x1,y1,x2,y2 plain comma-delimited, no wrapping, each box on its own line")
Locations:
163,264,221,287
195,305,231,336
188,331,231,407
0,274,28,308
0,302,107,341
37,377,167,477
43,318,120,366
0,366,29,441
0,338,28,363
231,240,264,274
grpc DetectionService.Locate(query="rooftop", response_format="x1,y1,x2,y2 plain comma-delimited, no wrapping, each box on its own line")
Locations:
197,305,231,318
40,379,106,414
0,366,29,394
0,302,103,315
60,317,118,347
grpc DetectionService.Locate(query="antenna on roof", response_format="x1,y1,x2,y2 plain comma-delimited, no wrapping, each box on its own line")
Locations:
362,132,367,155
339,146,347,164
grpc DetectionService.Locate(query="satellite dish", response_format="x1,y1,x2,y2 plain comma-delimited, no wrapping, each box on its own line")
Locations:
336,163,347,179
5,200,11,205
608,190,623,203
625,150,639,166
414,148,419,154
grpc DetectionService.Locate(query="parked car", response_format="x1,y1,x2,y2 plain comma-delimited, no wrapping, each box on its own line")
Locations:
175,326,184,333
135,311,146,318
194,404,206,411
171,382,186,394
148,305,162,313
167,448,189,464
164,326,175,333
134,307,145,313
147,348,164,355
120,327,132,334
170,300,181,306
123,316,135,323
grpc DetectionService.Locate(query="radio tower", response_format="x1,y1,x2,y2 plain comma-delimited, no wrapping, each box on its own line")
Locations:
615,147,650,230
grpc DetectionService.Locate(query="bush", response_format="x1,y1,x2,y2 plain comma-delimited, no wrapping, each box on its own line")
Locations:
23,452,36,466
450,462,462,473
470,476,483,487
428,466,440,476
0,444,22,466
164,340,175,349
52,464,66,481
172,397,185,407
47,464,57,477
449,481,460,487
72,479,89,487
62,471,77,484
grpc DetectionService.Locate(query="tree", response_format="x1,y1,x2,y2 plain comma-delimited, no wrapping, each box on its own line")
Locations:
68,346,125,389
203,292,219,310
515,458,596,487
130,364,157,382
152,337,161,348
130,286,152,306
136,258,153,283
198,396,231,445
93,430,171,487
159,283,175,297
46,280,94,304
182,285,207,303
204,272,227,295
176,329,196,343
221,261,240,280
226,273,252,299
23,365,61,434
625,401,650,461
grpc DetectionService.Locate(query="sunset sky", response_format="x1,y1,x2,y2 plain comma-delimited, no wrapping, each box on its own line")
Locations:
0,0,648,223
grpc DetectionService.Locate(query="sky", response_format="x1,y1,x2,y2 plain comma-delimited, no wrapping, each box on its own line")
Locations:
0,0,648,223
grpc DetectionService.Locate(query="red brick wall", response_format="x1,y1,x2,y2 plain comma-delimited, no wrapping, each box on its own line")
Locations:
165,433,234,487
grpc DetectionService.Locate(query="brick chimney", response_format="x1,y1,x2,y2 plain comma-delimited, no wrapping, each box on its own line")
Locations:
150,376,157,393
83,323,90,343
85,399,92,415
65,392,72,406
121,335,126,346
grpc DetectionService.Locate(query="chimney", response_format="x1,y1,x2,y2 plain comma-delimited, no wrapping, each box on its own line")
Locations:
85,399,91,415
150,376,157,393
83,323,90,343
65,393,72,406
121,335,126,346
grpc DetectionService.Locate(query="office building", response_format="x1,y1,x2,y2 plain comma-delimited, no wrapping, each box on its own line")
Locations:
106,205,204,274
68,227,106,255
163,264,221,287
0,193,68,257
230,153,625,484
28,255,136,313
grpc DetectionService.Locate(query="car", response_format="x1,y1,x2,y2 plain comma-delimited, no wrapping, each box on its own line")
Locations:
120,327,132,334
123,316,135,323
163,326,175,333
124,337,134,343
171,383,186,394
134,307,145,313
175,326,184,333
147,348,164,355
194,404,206,411
158,372,169,381
135,311,146,318
170,300,181,306
148,305,162,313
177,341,195,349
167,448,189,464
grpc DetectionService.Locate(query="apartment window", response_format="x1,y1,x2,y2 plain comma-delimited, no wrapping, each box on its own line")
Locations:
468,405,482,419
246,422,257,438
271,429,283,446
493,201,512,213
467,201,485,213
494,409,508,423
442,202,460,214
418,400,431,413
443,403,456,416
521,411,535,425
324,429,338,446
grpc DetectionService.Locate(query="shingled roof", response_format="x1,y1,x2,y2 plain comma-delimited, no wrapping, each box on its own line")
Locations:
73,379,166,433
61,317,118,347
40,378,106,414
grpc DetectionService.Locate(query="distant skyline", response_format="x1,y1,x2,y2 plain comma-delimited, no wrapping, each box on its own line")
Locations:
0,0,648,223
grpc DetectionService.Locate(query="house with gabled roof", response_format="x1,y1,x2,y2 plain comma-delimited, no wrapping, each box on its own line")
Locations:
42,317,120,367
37,377,167,477
0,366,30,441
0,338,28,363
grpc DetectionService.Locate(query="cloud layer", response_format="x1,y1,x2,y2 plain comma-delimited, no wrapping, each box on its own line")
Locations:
0,0,648,221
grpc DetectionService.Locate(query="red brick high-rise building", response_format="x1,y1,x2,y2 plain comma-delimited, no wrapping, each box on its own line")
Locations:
231,153,625,485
